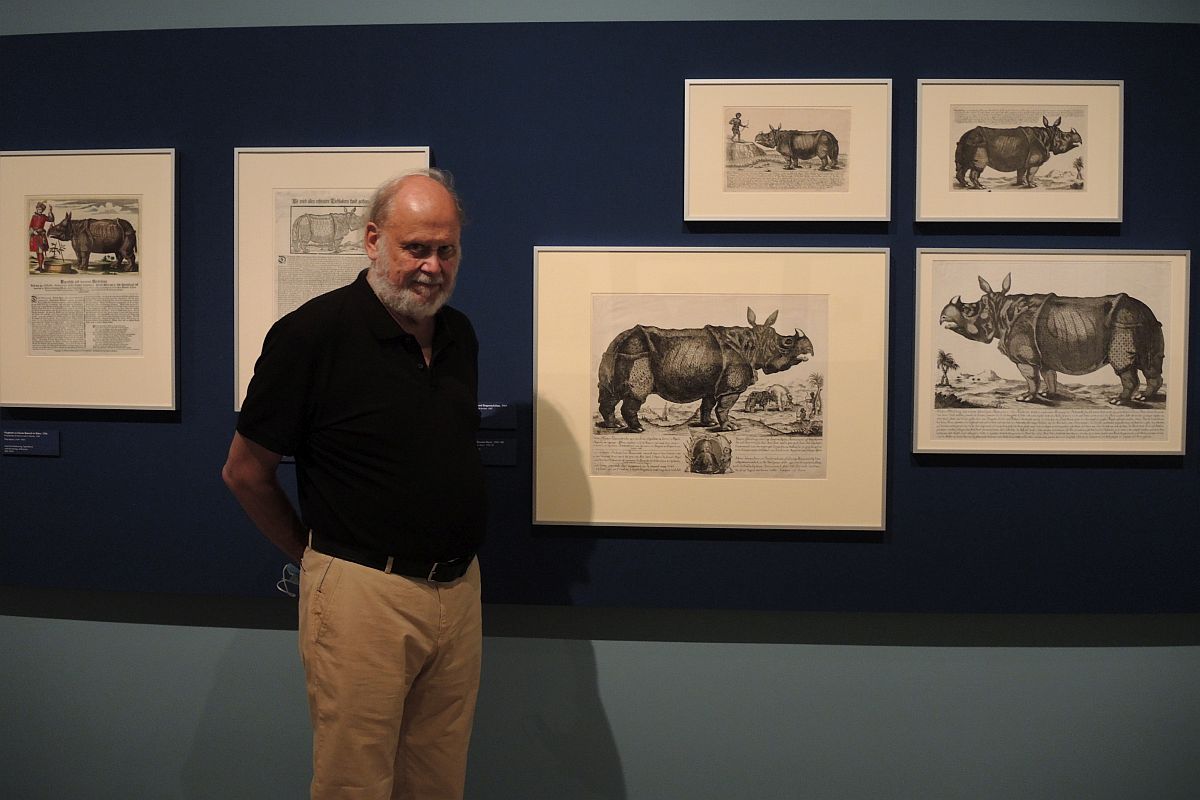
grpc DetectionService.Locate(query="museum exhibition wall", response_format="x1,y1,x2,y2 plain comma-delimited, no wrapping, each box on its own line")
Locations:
1,19,1197,614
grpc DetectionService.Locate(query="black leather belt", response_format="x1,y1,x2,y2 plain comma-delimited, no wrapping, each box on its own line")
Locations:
311,533,474,583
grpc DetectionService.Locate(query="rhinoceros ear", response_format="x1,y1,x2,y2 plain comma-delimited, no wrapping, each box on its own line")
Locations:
1001,273,1012,293
977,276,993,294
746,307,756,325
764,310,778,327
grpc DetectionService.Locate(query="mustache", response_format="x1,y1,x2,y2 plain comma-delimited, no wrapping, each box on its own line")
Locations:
410,275,445,287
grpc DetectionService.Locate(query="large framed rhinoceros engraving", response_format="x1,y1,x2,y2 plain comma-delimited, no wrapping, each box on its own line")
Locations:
914,249,1189,455
534,246,889,530
916,80,1123,222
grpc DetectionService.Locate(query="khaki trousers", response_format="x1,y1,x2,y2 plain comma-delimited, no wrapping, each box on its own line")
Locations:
298,545,482,800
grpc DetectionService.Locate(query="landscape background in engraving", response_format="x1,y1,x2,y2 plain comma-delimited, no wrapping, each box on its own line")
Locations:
724,105,850,192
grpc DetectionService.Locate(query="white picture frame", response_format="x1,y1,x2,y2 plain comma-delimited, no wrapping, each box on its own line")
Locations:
914,249,1188,455
534,246,889,530
684,79,892,221
0,149,176,409
916,79,1123,222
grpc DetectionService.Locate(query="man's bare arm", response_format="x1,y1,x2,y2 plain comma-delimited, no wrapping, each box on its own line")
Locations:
222,431,307,563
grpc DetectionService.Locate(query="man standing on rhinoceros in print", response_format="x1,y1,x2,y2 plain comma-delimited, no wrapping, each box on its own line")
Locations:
28,201,54,272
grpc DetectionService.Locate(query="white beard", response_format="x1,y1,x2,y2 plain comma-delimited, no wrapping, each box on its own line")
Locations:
366,252,457,322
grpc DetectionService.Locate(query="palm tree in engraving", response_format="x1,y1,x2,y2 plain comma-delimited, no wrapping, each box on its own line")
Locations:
936,350,959,387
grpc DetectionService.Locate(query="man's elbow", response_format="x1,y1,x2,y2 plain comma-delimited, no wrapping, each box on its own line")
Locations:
222,432,283,495
220,459,240,491
221,458,252,494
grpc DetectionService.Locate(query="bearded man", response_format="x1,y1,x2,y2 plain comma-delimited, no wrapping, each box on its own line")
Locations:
223,168,486,800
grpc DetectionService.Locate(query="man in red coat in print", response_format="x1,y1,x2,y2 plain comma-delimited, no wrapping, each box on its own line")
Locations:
28,201,55,272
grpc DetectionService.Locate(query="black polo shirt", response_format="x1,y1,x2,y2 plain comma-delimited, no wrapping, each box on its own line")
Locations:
237,269,487,561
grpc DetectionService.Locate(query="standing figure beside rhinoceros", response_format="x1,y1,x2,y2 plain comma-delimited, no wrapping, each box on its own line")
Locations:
33,197,141,274
950,106,1086,191
939,273,1165,407
724,105,850,192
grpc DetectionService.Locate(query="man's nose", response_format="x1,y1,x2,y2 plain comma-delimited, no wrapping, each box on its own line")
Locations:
418,254,445,274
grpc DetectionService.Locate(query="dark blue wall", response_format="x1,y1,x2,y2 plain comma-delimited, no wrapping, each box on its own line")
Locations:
1,21,1197,611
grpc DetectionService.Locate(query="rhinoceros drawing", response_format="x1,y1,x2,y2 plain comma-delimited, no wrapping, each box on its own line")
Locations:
940,274,1164,405
743,390,772,412
597,308,813,432
954,116,1082,189
46,212,138,272
754,125,840,171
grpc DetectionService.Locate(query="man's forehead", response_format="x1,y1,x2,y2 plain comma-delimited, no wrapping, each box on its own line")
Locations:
384,180,456,220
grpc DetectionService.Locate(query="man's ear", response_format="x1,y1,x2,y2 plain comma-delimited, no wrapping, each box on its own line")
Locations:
363,221,381,260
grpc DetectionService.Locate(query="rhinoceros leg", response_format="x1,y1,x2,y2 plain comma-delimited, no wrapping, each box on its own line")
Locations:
1109,368,1141,405
709,393,743,432
1138,368,1164,401
1014,363,1043,402
1041,370,1060,399
690,396,717,427
618,398,645,432
967,147,988,188
597,389,623,428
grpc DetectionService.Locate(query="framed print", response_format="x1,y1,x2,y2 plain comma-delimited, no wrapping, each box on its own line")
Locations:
234,146,429,408
916,79,1123,222
0,149,176,409
684,79,892,221
534,247,889,530
914,249,1188,455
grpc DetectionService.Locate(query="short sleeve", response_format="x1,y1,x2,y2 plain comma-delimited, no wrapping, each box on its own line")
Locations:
236,312,320,456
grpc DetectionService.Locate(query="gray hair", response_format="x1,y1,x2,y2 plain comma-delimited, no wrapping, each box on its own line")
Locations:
366,167,466,226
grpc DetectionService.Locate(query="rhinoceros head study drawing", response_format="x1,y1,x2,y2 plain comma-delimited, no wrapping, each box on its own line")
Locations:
597,307,813,433
940,273,1165,405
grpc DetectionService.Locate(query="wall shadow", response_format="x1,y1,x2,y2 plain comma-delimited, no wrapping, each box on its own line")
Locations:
468,400,627,798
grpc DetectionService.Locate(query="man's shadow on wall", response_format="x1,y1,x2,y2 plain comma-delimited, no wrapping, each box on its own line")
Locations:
467,400,626,799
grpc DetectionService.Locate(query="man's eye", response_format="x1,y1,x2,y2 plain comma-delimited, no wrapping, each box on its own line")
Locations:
402,243,457,260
